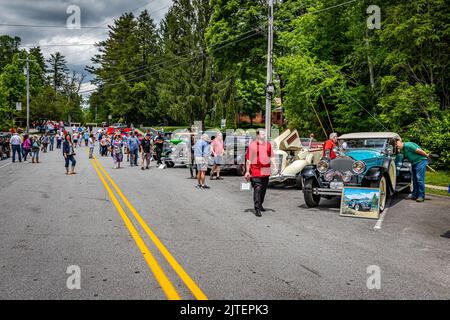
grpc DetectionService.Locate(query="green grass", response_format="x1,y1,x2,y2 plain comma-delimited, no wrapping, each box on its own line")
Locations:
426,187,450,197
426,170,450,187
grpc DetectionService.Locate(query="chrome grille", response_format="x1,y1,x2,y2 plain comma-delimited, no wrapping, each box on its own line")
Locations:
330,157,353,172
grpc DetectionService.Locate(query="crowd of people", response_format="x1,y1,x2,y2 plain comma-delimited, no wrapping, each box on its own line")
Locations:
6,132,56,163
2,123,433,216
90,129,167,170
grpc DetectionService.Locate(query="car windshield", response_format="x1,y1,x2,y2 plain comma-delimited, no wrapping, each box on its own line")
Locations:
339,138,388,150
300,138,317,149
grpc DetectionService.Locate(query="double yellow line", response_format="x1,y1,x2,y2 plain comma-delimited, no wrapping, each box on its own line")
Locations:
90,156,207,300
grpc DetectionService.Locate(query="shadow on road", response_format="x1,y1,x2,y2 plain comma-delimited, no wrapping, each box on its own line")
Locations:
440,230,450,239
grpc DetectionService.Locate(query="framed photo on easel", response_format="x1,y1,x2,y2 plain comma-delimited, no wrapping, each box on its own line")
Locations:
340,187,381,219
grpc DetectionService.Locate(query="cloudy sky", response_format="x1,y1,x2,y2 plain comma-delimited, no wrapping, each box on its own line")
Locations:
0,0,172,99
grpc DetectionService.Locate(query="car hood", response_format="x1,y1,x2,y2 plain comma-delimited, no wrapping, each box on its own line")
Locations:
344,149,382,161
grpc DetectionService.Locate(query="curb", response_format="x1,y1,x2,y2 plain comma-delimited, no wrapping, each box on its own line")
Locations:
425,184,448,191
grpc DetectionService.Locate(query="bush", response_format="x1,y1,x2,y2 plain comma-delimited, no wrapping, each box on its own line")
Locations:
408,112,450,170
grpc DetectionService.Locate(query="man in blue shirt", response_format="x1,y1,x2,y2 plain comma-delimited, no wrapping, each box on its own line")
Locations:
194,134,210,189
128,131,140,167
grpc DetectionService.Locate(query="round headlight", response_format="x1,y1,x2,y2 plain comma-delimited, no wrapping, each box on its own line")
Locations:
317,160,329,173
342,171,353,183
352,161,366,174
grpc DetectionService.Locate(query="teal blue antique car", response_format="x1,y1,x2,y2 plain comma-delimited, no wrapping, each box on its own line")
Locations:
301,132,412,211
348,199,372,211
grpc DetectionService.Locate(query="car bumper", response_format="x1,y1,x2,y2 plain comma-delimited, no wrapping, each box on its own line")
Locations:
312,188,343,196
269,173,296,184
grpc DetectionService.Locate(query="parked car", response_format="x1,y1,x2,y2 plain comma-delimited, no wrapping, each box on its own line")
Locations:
0,132,11,160
113,123,127,130
212,133,252,175
301,132,412,211
167,130,253,175
269,129,323,189
166,131,193,167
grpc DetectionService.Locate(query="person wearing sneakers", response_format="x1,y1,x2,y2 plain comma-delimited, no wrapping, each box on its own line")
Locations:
396,138,431,202
63,134,77,175
194,133,210,189
140,133,153,170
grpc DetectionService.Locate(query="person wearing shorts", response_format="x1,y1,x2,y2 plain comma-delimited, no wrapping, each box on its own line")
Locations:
140,133,153,170
72,132,78,148
210,132,224,180
194,134,210,189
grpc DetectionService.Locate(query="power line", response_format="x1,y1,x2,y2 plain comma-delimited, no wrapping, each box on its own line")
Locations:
0,23,108,29
79,28,264,94
79,0,360,95
80,0,357,93
88,24,266,86
75,0,163,44
21,43,96,48
18,1,164,52
281,0,359,23
50,2,171,59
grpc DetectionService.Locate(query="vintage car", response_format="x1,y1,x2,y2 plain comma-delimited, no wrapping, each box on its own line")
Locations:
0,133,12,160
215,133,252,175
347,199,372,211
301,132,412,211
167,130,252,175
166,131,194,167
269,129,323,189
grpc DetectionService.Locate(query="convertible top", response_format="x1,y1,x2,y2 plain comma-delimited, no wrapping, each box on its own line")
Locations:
338,132,400,140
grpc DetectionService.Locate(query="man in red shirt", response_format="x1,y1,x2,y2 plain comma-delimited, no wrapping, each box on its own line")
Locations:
245,129,276,217
323,132,338,160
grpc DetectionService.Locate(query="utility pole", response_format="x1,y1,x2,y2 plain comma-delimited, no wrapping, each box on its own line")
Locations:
26,56,30,134
19,55,34,134
265,0,274,139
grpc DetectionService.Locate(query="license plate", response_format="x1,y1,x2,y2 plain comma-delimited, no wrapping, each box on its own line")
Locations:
330,181,344,189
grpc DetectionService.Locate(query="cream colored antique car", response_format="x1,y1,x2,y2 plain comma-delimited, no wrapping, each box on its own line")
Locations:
269,129,323,189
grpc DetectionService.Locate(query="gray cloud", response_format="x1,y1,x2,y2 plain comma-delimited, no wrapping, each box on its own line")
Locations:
0,0,172,98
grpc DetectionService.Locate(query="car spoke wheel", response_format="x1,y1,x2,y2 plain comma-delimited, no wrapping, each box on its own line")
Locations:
303,179,320,207
355,204,360,211
371,176,387,212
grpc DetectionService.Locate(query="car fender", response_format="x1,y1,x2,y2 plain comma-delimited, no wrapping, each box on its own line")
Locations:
363,166,394,193
282,159,309,176
301,165,320,187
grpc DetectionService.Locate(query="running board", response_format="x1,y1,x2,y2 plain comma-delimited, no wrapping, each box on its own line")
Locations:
395,184,410,193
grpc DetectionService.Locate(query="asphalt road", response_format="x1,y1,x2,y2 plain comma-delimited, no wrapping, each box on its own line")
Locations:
0,143,449,300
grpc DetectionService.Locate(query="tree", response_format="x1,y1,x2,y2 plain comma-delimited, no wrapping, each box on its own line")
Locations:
47,52,69,93
88,11,162,125
29,46,47,86
206,0,267,128
158,0,215,127
0,35,20,71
